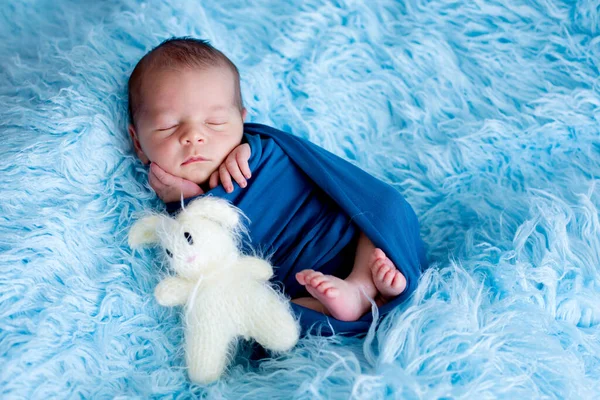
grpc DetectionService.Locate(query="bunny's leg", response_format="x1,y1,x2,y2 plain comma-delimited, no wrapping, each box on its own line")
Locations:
186,322,236,384
247,289,300,352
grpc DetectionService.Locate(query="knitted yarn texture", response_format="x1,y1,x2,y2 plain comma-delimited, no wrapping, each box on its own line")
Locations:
129,196,300,383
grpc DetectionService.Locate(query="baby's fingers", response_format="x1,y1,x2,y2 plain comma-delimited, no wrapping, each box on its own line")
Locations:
225,157,247,189
148,167,167,194
219,163,234,193
236,144,252,179
209,170,220,189
150,162,176,186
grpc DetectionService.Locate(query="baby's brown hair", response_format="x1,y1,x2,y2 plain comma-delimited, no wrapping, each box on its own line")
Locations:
127,37,243,126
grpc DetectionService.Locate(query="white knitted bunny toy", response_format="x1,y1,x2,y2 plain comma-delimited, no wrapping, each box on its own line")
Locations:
128,196,300,384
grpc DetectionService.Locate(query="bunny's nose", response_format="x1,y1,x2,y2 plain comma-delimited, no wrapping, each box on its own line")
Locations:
186,256,196,263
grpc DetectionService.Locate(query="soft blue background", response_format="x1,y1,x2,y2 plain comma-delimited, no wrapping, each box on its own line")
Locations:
1,0,598,398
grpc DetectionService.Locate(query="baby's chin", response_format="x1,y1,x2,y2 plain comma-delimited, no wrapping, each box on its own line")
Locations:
180,169,213,187
177,161,221,186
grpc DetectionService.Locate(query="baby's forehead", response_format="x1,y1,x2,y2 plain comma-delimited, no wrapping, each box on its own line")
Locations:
136,71,237,117
142,61,232,81
137,65,234,99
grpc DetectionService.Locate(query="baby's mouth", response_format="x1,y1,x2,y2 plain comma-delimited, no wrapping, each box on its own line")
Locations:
182,156,209,166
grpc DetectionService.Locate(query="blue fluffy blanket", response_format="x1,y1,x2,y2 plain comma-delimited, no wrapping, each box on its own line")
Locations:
1,0,599,398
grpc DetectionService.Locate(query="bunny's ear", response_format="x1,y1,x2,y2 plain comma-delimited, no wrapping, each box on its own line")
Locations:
179,196,240,230
128,215,163,248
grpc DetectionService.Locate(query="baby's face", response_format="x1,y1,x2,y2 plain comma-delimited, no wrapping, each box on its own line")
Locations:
129,66,246,185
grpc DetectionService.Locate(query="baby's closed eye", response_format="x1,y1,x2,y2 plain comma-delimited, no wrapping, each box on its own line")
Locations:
206,121,227,131
157,124,178,132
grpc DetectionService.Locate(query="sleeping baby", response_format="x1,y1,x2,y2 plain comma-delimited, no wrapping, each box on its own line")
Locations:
127,37,428,335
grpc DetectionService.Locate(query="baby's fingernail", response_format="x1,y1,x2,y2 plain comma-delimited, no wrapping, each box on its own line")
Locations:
241,181,247,188
245,173,251,179
227,186,233,192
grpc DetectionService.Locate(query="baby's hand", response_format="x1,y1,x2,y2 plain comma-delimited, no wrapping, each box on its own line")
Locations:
209,143,252,193
148,162,204,203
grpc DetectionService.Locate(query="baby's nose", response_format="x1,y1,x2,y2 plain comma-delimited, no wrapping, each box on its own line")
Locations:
180,125,206,144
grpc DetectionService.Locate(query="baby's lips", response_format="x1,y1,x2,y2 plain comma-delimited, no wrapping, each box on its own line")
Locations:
182,155,209,166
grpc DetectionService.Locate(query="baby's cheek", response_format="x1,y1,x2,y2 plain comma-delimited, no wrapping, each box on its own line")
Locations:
151,142,179,167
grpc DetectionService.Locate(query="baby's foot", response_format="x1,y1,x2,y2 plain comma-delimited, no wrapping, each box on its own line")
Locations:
295,270,375,321
370,249,406,301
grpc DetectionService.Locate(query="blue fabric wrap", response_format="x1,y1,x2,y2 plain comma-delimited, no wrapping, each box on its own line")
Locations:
166,123,428,336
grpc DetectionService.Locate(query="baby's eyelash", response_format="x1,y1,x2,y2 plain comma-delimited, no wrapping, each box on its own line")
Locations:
157,125,178,131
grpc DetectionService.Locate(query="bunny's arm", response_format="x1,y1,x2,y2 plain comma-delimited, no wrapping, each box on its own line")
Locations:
239,256,274,281
155,276,194,307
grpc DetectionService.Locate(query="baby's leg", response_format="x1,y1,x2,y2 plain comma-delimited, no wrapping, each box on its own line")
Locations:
292,231,406,321
345,233,407,299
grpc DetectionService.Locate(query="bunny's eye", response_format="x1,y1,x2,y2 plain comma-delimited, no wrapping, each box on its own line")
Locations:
184,232,193,245
165,249,173,258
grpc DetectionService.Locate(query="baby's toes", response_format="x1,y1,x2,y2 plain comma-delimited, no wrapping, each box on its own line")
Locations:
296,269,316,285
369,248,387,266
295,271,307,285
314,279,339,298
375,262,392,282
381,267,396,286
304,277,339,299
391,272,407,292
307,273,328,288
371,255,389,274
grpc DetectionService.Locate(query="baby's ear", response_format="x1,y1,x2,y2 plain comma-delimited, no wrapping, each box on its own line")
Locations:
128,124,150,164
129,215,162,248
180,197,240,230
